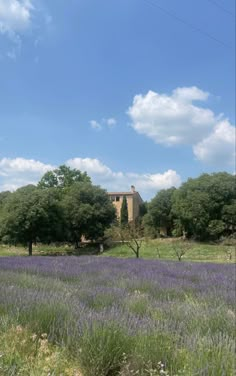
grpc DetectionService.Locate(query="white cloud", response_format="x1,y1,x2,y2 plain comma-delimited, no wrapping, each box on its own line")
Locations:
0,156,181,199
128,86,216,146
105,118,116,128
0,0,51,58
128,86,235,167
90,118,117,131
89,120,102,131
66,157,181,199
0,157,54,191
0,0,33,32
193,120,235,166
67,157,112,175
172,86,209,102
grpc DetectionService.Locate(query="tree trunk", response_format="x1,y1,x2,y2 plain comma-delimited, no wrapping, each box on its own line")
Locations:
28,240,33,256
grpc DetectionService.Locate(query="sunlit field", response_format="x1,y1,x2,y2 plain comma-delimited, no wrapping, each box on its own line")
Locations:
0,239,235,263
0,256,235,375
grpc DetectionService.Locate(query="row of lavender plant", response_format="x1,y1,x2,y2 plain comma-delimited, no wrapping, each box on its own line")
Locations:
0,256,235,375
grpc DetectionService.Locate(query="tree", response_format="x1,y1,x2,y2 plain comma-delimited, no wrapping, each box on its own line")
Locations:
172,189,210,239
171,173,236,240
143,188,176,237
120,196,128,226
62,183,116,247
0,185,63,255
38,165,91,189
207,220,225,240
0,191,11,208
108,222,144,258
222,200,236,235
172,241,190,261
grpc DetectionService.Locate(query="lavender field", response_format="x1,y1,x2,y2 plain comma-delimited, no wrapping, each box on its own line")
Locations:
0,256,235,375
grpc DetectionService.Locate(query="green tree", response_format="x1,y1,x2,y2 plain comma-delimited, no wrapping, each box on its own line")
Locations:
0,185,63,255
62,183,116,247
120,196,128,226
38,165,90,189
207,220,225,239
222,200,236,235
144,188,176,237
0,191,11,208
171,172,236,240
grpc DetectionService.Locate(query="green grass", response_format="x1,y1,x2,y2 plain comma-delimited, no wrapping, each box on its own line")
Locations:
0,239,235,263
0,315,82,376
0,243,98,257
103,239,236,263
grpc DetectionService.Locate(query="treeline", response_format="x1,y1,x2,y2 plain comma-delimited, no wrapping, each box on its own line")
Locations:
0,168,235,255
0,165,116,255
143,172,236,241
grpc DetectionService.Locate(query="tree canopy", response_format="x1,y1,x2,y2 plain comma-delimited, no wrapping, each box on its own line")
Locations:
0,185,63,255
143,187,176,237
38,165,91,189
62,183,116,246
171,173,236,240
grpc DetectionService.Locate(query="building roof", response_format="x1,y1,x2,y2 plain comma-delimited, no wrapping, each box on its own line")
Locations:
107,191,143,202
107,191,136,195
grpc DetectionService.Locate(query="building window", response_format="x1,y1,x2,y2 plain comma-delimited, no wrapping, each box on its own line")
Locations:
110,196,115,202
115,196,120,202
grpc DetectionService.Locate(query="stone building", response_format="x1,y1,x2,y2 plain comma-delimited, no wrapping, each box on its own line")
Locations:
108,185,143,222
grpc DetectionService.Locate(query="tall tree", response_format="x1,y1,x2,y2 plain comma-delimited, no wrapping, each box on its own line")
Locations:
143,188,176,237
120,196,128,226
62,183,116,246
38,165,90,189
171,172,236,240
0,185,63,255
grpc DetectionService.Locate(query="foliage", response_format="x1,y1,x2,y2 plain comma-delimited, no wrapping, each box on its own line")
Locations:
62,183,116,246
0,185,63,255
171,172,236,240
0,191,11,209
144,188,176,237
38,164,90,189
0,168,116,253
120,195,128,226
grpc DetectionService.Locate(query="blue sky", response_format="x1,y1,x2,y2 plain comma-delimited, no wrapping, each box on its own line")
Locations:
0,0,235,200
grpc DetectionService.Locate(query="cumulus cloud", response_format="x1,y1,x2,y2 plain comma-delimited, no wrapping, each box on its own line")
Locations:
66,157,181,199
0,157,54,191
67,157,112,175
193,120,235,166
0,156,181,199
128,86,235,166
128,86,216,146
